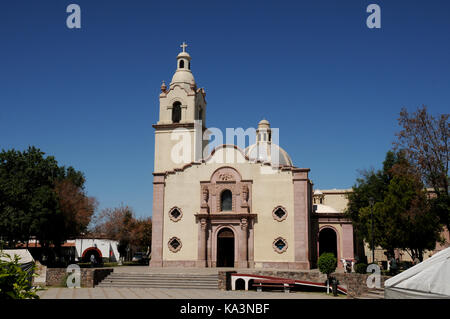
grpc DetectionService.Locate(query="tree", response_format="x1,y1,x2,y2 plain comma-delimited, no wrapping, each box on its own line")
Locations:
318,252,337,278
90,205,152,260
0,147,58,247
345,151,400,247
346,151,443,261
318,252,337,294
394,106,449,229
0,147,95,256
130,217,152,254
55,179,98,239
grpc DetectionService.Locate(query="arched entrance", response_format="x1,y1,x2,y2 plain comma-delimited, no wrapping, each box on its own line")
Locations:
319,228,337,258
82,247,102,264
217,228,235,267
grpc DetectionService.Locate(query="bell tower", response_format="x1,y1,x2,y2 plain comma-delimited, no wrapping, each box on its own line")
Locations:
153,43,207,174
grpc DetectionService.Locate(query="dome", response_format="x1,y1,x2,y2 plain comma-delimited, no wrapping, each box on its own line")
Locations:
314,189,323,195
171,70,195,85
244,142,293,167
177,51,191,59
244,118,293,167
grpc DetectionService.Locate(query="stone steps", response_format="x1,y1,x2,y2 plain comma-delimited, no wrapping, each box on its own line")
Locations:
97,273,219,290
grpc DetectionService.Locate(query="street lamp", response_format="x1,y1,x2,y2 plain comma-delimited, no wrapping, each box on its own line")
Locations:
369,197,375,264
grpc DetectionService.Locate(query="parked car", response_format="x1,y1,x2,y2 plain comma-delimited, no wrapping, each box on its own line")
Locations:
132,252,149,264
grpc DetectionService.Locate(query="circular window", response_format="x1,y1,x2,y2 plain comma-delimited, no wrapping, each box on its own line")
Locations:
272,206,287,222
168,237,182,253
272,237,288,254
169,207,182,222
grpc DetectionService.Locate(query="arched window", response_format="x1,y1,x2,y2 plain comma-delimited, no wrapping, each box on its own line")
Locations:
179,60,184,69
220,190,232,211
172,102,181,123
198,107,203,121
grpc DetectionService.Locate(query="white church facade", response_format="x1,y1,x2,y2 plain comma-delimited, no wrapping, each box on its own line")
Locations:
150,44,356,269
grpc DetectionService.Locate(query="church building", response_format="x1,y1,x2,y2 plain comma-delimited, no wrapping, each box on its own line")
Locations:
150,44,356,269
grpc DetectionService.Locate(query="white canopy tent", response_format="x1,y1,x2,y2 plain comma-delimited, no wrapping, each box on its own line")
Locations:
1,249,35,272
384,247,450,299
1,249,34,264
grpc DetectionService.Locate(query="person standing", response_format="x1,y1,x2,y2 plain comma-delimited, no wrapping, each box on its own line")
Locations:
90,254,96,268
389,256,398,275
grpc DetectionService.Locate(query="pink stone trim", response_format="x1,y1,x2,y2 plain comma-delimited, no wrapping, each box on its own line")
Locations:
212,225,238,266
342,223,354,260
292,171,311,268
201,166,252,214
149,174,165,267
162,260,198,267
317,225,342,267
210,166,243,182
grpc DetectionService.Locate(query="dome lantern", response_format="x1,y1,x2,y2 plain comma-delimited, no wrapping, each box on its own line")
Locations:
257,119,271,142
244,119,293,167
170,42,195,86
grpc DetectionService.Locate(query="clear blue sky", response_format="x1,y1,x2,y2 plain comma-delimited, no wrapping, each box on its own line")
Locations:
1,0,449,218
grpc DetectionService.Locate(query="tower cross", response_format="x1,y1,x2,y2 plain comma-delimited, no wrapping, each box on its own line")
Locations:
180,42,188,52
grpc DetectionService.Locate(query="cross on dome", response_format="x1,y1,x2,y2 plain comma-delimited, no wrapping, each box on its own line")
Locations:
180,42,188,52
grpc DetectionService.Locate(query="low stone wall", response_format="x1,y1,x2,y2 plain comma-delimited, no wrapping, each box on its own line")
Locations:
218,271,237,290
333,272,391,298
219,270,391,298
46,268,113,288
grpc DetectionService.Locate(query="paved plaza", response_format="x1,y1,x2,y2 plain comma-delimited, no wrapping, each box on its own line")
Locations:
37,266,342,299
37,287,339,299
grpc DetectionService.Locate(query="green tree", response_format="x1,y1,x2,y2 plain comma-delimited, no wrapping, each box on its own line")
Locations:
346,151,443,261
318,253,337,281
345,151,400,248
0,147,95,257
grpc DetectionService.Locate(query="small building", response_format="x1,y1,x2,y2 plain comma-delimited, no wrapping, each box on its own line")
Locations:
74,238,120,263
15,238,120,264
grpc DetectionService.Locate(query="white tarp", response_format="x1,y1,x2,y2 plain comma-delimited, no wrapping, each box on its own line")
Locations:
384,247,450,299
0,249,34,264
